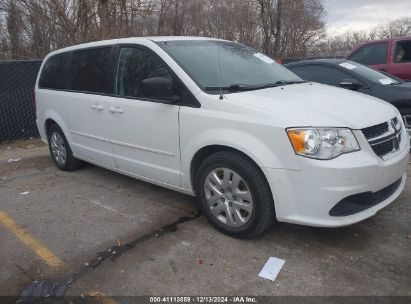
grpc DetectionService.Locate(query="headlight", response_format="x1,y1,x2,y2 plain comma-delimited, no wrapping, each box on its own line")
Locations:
287,128,360,159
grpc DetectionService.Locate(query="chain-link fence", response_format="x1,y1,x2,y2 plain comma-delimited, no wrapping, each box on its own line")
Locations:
0,60,42,142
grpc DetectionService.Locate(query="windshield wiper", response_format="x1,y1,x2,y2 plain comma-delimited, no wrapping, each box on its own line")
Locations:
205,81,306,93
205,84,261,92
273,80,306,86
240,80,306,90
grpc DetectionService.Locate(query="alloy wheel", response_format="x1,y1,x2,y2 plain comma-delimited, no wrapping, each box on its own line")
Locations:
203,167,254,227
50,131,67,167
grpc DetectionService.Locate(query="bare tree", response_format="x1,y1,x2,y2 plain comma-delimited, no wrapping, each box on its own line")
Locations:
97,0,109,39
256,0,273,54
7,0,23,59
272,0,282,58
378,17,411,38
0,0,326,59
314,17,411,57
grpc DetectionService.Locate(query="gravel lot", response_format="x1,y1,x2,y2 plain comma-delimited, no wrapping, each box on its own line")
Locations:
0,140,410,299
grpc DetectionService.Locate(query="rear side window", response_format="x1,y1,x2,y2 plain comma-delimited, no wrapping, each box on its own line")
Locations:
394,41,411,63
116,47,173,98
69,47,111,93
39,53,68,89
349,43,388,65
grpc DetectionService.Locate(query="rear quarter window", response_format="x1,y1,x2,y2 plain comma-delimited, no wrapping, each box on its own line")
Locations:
38,53,68,89
69,47,112,94
394,40,411,63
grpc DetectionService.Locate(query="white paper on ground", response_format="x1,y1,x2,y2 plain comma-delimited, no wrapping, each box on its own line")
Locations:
8,157,22,163
258,257,285,281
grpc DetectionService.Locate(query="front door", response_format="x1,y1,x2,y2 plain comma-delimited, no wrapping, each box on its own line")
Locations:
107,46,181,186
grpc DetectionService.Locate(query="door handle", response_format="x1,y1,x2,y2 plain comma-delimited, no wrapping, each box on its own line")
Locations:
109,106,124,114
90,104,104,111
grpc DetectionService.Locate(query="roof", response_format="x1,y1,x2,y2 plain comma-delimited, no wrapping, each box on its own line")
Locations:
44,36,222,58
344,36,411,58
285,58,347,67
354,36,411,44
147,36,218,42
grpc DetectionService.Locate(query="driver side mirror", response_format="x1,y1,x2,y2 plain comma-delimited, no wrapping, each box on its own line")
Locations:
339,79,363,91
141,77,179,103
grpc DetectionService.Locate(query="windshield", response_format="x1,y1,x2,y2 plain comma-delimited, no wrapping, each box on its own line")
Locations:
338,61,402,85
157,40,302,93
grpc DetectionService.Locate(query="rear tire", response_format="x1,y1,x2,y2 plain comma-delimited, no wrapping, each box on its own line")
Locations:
47,124,82,171
195,151,275,239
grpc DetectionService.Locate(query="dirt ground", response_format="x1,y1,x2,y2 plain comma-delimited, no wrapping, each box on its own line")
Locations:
0,140,410,301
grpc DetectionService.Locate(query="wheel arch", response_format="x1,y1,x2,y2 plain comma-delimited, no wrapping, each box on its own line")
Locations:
189,144,270,196
45,118,57,136
43,110,71,142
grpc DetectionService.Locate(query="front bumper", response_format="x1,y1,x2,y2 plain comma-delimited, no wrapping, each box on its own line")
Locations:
265,130,409,227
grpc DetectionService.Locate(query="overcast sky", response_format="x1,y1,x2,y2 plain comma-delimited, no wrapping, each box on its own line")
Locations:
324,0,411,35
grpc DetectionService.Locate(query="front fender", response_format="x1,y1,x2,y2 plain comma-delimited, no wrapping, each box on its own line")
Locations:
180,127,300,190
391,100,411,110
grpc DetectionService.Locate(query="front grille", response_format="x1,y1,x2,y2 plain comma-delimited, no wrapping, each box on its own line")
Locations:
372,139,394,156
362,122,388,139
362,118,402,158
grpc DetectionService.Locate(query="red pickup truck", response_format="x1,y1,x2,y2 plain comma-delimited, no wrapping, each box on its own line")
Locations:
346,36,411,80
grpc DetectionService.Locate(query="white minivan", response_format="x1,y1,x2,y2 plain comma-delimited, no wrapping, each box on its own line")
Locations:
35,37,409,238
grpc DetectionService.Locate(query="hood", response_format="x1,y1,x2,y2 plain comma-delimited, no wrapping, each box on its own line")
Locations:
390,81,411,92
225,83,398,129
376,81,411,104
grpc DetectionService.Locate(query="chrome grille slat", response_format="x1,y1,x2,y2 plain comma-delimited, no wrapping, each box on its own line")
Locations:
369,129,402,146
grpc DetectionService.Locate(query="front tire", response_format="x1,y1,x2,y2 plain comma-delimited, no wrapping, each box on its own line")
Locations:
47,124,82,171
195,151,275,238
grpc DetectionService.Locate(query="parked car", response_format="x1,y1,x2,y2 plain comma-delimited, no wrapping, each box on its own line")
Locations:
35,37,409,238
346,36,411,80
285,59,411,139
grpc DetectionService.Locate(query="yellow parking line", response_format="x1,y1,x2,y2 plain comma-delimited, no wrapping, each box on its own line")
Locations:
0,210,64,268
